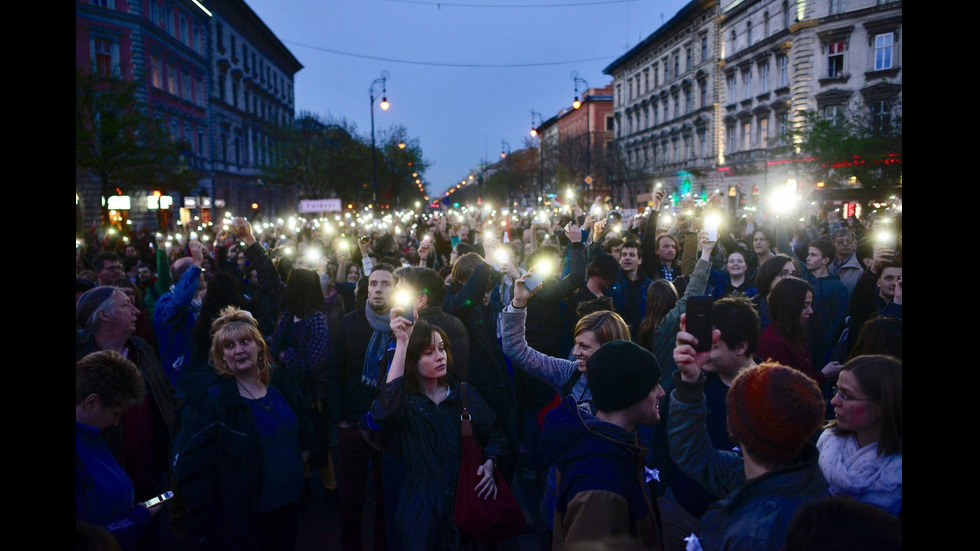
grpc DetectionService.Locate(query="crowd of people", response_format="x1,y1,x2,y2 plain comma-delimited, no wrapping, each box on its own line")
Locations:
76,190,902,551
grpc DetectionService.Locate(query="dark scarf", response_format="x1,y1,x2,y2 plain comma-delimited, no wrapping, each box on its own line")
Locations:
361,303,392,388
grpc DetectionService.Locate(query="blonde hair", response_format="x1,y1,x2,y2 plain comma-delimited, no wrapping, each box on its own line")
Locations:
208,306,273,385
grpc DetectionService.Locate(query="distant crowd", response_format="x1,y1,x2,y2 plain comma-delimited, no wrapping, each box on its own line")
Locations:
77,193,902,551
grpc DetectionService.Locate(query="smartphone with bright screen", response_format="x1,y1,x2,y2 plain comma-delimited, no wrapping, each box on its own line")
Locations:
523,260,554,292
393,289,415,322
704,215,719,242
141,491,174,508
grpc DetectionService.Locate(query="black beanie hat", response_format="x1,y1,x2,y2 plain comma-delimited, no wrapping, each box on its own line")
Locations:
587,340,661,411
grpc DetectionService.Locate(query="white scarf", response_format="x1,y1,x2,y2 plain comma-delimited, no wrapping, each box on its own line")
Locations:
817,429,902,515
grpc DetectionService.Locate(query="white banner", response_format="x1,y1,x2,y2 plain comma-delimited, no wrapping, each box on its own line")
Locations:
299,198,342,213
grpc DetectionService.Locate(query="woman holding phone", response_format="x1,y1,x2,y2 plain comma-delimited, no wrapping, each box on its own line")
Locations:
369,315,508,550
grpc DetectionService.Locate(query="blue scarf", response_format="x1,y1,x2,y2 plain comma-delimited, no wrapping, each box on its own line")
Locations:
361,303,392,388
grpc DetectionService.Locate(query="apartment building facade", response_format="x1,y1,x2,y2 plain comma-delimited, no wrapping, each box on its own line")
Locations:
75,0,301,230
604,0,901,209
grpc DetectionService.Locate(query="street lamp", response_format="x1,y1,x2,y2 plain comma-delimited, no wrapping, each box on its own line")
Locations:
530,110,545,199
530,109,543,137
369,71,390,207
500,139,511,159
571,71,592,197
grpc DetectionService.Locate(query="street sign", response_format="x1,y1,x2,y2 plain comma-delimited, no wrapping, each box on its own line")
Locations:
299,198,342,213
584,176,593,185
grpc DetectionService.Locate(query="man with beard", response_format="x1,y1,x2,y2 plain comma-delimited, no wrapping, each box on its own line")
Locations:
326,262,397,551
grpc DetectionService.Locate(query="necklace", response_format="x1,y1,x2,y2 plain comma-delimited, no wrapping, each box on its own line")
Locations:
237,379,273,411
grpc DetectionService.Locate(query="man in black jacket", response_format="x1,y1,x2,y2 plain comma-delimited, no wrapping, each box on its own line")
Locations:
326,262,396,551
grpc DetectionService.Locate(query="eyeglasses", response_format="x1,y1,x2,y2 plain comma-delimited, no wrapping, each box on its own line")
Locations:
832,385,873,402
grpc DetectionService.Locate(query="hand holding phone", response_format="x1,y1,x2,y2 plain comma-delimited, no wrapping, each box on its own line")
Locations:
685,296,714,352
141,491,174,509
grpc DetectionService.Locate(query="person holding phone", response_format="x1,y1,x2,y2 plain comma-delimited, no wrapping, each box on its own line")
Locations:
76,350,162,551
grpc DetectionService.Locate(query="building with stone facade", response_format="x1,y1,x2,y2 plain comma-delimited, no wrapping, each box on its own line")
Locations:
603,0,901,211
75,0,301,231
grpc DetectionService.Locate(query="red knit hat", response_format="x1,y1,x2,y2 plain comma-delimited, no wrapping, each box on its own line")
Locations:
726,362,824,465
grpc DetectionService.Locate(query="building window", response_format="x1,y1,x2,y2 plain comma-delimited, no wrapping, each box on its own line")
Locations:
92,38,116,77
874,33,894,70
216,23,224,53
220,132,228,161
760,62,770,92
192,25,201,53
701,35,708,63
672,139,679,162
727,125,736,152
747,21,753,45
778,112,788,140
764,12,770,36
783,1,791,29
686,46,693,70
151,55,163,88
167,64,178,95
674,54,680,77
616,84,622,105
194,76,205,105
777,54,789,87
663,99,669,121
830,0,846,14
182,71,191,100
728,74,737,104
684,136,692,159
653,103,659,125
629,78,634,101
643,106,650,129
685,89,692,114
730,30,737,53
664,57,670,81
759,117,769,148
644,69,650,93
742,69,752,100
870,100,891,135
742,122,752,150
673,94,680,118
699,80,707,107
164,5,173,34
179,15,187,44
828,41,845,78
699,131,706,157
823,105,844,125
197,130,205,157
606,115,614,131
654,64,659,88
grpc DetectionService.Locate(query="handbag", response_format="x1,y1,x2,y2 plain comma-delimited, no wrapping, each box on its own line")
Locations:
453,384,526,542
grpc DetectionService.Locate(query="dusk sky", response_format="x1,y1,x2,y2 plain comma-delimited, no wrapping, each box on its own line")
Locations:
244,0,690,199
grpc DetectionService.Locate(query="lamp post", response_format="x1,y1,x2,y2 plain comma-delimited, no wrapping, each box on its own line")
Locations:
500,139,510,159
530,109,545,200
571,71,592,198
369,71,390,208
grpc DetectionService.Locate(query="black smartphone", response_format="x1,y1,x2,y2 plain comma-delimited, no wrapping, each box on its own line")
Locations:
393,289,415,322
685,296,714,352
141,490,174,508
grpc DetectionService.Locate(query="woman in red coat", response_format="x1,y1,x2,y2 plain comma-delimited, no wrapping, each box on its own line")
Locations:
757,277,842,387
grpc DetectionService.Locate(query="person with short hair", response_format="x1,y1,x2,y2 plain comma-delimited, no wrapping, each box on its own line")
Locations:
607,239,653,331
829,229,865,296
93,252,125,287
802,238,850,366
655,297,760,550
542,340,666,551
394,265,469,381
76,350,160,551
669,326,829,551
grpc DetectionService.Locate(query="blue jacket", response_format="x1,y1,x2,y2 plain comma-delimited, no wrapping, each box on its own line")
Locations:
76,423,153,551
607,269,652,331
541,396,661,550
153,264,202,389
803,272,849,365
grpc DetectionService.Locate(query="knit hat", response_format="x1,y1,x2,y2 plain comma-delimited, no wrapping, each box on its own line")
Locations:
587,340,661,411
726,362,825,465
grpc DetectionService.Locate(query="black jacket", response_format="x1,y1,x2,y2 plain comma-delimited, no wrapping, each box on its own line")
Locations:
326,307,386,424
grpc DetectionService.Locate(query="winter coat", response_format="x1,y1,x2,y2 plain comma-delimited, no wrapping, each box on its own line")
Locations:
667,373,829,551
369,375,508,551
171,370,316,551
541,396,662,551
